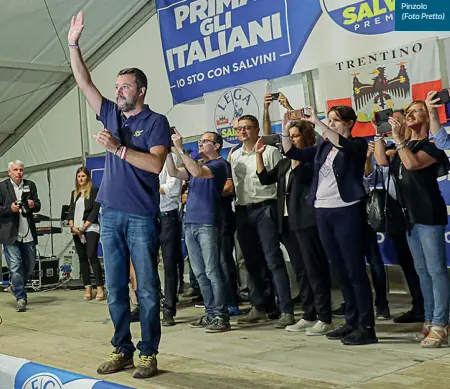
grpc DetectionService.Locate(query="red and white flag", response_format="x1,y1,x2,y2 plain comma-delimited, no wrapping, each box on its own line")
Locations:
319,38,445,137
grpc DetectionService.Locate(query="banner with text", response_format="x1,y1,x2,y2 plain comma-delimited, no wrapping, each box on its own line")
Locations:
204,80,268,148
319,38,445,137
156,0,322,104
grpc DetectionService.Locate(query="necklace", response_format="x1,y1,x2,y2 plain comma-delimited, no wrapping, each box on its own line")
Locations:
398,139,425,180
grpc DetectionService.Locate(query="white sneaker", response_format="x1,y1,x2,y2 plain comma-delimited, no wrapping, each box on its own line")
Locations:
305,320,333,336
285,318,316,332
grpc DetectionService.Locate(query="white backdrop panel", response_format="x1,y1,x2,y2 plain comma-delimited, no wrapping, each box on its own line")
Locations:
48,165,80,261
0,89,82,169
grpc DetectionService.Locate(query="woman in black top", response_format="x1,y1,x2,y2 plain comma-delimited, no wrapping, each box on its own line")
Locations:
374,97,450,348
282,106,376,346
256,121,332,336
68,167,104,301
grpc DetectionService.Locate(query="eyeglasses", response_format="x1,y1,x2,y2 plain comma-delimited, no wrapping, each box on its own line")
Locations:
234,125,257,133
198,139,216,145
405,109,425,115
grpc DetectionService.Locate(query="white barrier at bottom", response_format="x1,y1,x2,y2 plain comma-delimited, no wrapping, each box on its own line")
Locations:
0,354,136,389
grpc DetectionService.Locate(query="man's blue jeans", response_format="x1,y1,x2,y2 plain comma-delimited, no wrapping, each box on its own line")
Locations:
184,223,228,318
4,241,36,300
406,224,450,326
100,206,161,358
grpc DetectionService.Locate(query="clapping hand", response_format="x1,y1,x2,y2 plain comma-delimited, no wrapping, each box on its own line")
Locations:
388,116,404,142
93,129,120,153
255,137,266,154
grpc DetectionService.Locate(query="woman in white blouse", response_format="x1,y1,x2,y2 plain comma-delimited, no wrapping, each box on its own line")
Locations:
68,167,104,301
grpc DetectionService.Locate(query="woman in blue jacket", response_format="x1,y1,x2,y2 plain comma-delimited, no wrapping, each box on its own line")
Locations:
282,106,375,346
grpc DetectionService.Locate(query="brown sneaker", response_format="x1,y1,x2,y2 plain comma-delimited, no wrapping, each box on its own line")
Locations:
274,313,295,329
133,355,158,379
236,307,266,324
97,348,134,375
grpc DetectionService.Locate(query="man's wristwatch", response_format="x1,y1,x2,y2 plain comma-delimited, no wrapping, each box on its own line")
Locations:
181,149,189,155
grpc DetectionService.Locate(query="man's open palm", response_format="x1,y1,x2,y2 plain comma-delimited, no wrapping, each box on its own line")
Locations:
68,11,84,45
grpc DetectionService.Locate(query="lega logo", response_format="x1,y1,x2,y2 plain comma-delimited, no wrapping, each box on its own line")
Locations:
214,87,260,145
322,0,395,35
22,373,63,389
20,372,102,389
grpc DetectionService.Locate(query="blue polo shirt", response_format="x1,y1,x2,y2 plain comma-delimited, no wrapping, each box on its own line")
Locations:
96,98,170,216
184,158,228,225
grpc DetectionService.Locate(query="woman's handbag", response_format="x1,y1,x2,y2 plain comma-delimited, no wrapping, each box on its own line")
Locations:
366,165,410,234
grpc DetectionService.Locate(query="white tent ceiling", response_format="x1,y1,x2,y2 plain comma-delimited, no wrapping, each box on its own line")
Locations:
0,0,155,157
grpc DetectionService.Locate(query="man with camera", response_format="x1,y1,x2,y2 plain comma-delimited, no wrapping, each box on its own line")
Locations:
0,160,41,312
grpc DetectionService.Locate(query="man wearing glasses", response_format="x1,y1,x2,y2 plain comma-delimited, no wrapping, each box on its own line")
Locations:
231,115,295,329
166,130,231,333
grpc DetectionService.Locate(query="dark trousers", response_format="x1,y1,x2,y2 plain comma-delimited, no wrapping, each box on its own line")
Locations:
73,231,103,287
219,214,239,308
316,202,375,328
159,210,182,317
365,224,389,310
236,203,293,314
280,218,305,305
295,226,332,323
388,231,424,315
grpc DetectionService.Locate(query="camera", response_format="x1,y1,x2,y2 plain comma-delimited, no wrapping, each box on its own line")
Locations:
374,108,394,133
261,134,281,146
15,199,29,213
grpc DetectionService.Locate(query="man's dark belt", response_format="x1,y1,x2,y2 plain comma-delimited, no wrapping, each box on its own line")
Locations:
237,199,276,210
160,209,179,217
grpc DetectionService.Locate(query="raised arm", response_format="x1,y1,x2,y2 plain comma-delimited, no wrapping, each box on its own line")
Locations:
426,91,445,136
425,90,450,150
263,93,273,136
171,129,215,178
373,137,390,167
166,152,189,181
365,141,375,177
68,11,102,116
281,114,317,162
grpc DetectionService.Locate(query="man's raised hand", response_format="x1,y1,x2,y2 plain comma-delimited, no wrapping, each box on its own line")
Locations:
68,11,84,45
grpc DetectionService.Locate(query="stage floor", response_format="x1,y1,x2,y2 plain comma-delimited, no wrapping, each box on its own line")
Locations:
0,289,449,389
